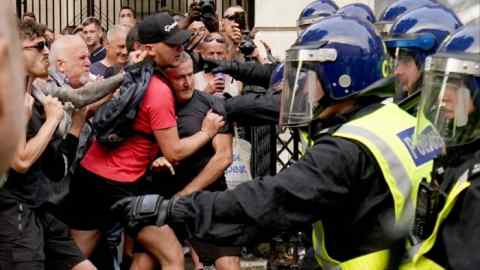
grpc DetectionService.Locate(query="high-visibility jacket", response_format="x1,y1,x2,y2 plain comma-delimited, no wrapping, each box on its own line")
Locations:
312,103,438,270
399,170,471,270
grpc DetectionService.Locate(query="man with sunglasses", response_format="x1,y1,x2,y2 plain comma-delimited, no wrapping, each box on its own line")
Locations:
0,20,95,270
195,32,243,97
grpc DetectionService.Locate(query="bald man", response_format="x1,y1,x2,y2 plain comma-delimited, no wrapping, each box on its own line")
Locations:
49,35,91,89
90,25,129,78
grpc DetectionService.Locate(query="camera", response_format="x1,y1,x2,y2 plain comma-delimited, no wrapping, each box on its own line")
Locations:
227,12,257,57
239,35,256,56
199,0,216,16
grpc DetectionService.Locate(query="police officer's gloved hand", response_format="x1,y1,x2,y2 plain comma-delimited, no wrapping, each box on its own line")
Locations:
203,59,241,75
110,194,172,237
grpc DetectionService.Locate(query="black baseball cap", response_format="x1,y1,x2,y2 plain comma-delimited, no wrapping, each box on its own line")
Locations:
138,13,191,45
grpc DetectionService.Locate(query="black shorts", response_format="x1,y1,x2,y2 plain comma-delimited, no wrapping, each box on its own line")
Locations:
59,166,145,231
0,202,86,270
189,239,241,265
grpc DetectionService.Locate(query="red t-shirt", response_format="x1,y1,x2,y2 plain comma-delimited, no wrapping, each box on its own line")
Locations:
81,75,176,182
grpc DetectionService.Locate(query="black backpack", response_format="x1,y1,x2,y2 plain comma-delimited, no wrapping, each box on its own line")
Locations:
91,60,156,148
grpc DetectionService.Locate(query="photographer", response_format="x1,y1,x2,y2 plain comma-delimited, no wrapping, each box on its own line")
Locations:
182,0,219,33
222,6,271,64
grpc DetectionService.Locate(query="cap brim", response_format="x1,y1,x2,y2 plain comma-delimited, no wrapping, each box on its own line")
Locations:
164,29,192,46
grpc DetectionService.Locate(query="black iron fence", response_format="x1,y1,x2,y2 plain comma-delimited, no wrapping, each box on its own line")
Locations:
16,0,255,33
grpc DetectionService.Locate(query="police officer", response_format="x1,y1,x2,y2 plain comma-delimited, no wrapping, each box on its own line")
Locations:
400,22,480,269
384,4,462,109
296,0,338,33
375,0,437,37
112,15,438,269
336,3,376,23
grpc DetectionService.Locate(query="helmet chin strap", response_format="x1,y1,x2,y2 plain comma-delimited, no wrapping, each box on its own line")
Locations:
312,95,334,121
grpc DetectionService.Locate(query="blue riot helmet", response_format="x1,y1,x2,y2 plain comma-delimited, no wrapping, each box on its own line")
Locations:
415,22,480,149
375,0,437,37
270,63,285,92
297,0,338,32
280,15,387,127
336,3,375,23
385,4,462,97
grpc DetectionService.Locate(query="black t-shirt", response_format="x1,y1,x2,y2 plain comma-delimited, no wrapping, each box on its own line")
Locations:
152,90,231,197
0,101,79,207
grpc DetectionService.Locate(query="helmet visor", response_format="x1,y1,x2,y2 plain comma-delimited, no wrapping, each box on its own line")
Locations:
279,61,320,127
279,48,337,127
415,68,480,148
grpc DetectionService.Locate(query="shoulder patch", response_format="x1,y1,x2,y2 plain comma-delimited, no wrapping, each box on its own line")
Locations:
397,127,443,166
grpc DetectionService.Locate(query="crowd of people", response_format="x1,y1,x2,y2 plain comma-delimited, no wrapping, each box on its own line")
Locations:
0,0,478,269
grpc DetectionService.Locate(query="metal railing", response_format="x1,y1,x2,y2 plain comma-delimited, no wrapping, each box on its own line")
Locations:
16,0,190,32
16,0,255,33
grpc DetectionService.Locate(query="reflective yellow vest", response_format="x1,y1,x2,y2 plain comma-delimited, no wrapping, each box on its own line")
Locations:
399,170,471,270
312,103,437,270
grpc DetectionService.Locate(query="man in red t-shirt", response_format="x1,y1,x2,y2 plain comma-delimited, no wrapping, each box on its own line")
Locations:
65,13,225,269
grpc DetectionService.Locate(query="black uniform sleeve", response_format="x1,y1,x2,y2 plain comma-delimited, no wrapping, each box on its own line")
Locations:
228,62,276,89
170,136,379,245
225,89,280,126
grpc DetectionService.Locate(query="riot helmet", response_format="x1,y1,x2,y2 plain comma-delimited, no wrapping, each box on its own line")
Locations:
375,0,437,37
385,4,462,97
415,22,480,149
297,0,338,32
336,3,375,23
280,15,388,127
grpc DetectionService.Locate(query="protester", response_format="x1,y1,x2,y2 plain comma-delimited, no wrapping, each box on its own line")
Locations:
90,25,129,78
195,32,242,97
23,11,37,23
0,19,95,270
118,6,136,28
64,13,225,270
81,17,106,64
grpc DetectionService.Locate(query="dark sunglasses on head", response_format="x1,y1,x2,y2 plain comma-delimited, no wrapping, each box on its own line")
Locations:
23,41,47,51
203,35,225,43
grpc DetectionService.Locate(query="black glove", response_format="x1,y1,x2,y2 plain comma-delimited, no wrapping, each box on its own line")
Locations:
202,59,240,75
110,194,171,237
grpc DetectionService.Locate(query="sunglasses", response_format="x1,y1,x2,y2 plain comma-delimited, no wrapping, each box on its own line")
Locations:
203,35,225,43
23,41,47,51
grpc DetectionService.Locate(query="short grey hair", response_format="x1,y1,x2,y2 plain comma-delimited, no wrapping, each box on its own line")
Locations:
106,25,130,43
49,35,85,72
165,52,192,73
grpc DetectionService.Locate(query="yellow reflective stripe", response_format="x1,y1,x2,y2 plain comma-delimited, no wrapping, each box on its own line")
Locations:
299,130,312,154
341,249,390,270
411,172,471,263
313,222,391,270
400,256,444,270
313,222,341,269
335,124,411,220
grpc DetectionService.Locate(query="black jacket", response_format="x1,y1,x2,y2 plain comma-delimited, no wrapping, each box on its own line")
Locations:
170,101,402,261
223,62,280,126
426,139,480,269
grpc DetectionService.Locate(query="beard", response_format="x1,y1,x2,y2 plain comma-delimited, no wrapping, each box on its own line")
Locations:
78,73,91,86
